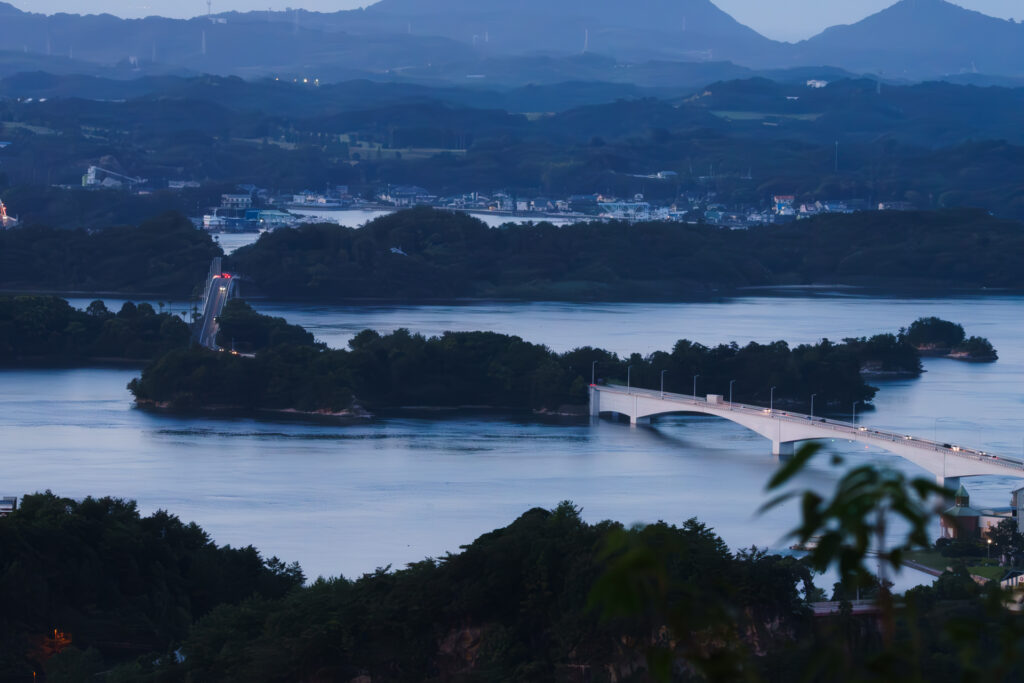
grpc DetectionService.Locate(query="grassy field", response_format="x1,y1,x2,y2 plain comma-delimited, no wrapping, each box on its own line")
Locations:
904,550,1005,582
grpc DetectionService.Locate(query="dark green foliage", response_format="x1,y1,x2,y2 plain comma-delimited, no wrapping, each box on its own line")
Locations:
141,503,809,682
0,212,220,294
214,299,321,352
0,295,190,364
952,335,998,360
905,317,966,349
228,207,1024,301
0,492,303,678
129,316,898,414
842,332,923,375
987,518,1024,559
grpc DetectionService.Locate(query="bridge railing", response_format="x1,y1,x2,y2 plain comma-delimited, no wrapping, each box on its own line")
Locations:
593,385,1024,472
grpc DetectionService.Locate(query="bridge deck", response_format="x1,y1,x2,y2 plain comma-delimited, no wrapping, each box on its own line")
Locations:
592,385,1024,478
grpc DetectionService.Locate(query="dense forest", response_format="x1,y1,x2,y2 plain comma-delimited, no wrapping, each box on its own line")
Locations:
129,302,928,415
0,212,218,296
3,207,1021,300
227,207,1024,300
5,495,1021,682
0,296,191,365
0,492,303,681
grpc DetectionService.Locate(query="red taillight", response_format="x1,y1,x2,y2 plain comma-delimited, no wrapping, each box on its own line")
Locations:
221,273,232,279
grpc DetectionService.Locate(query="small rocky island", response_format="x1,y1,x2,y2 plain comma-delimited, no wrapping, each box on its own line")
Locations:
905,317,998,362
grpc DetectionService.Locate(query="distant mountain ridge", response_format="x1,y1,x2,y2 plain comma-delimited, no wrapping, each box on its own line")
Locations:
0,0,1020,82
792,0,1024,77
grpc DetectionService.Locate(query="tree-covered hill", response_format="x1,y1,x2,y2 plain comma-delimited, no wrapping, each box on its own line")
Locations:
0,492,303,680
0,296,191,365
128,305,928,415
0,212,220,295
227,207,1024,301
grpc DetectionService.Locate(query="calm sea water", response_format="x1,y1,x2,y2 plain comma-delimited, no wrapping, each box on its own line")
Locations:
6,295,1024,584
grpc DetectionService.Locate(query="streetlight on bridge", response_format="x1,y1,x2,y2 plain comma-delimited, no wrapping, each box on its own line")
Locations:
660,370,667,398
810,393,817,419
591,360,598,385
770,386,776,412
853,401,861,427
692,374,699,398
729,379,736,405
627,365,633,391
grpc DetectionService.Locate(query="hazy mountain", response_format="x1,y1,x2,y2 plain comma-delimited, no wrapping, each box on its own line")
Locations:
0,0,1022,83
791,0,1024,77
0,2,474,79
357,0,781,63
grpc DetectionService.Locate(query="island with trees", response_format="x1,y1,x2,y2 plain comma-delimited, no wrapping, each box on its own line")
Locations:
3,207,1024,302
905,316,998,362
127,301,932,418
0,212,219,297
223,207,1024,301
0,295,191,365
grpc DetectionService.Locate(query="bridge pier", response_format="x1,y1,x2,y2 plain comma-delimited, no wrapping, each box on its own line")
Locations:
589,386,600,417
630,416,650,426
936,475,962,491
772,441,795,457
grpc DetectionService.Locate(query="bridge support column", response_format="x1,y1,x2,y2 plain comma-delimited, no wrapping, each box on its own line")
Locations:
936,475,962,491
589,385,600,418
772,441,794,457
630,416,650,426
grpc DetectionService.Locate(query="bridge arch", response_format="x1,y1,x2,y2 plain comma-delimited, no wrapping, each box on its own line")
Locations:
590,385,1024,487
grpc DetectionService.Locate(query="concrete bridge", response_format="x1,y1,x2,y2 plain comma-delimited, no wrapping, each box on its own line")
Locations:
193,257,237,350
590,384,1024,488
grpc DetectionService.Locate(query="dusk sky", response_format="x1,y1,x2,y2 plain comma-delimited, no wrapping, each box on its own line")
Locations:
7,0,1020,41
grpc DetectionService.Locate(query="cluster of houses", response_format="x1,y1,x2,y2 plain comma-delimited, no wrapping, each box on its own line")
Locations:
191,181,924,234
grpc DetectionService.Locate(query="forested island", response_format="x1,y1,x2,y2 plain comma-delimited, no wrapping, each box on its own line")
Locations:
0,212,218,296
128,300,934,417
3,493,1019,682
227,207,1024,300
905,316,998,361
2,207,1024,301
0,296,190,365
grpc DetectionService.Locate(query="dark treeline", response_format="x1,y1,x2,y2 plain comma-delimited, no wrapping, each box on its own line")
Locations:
214,299,320,353
129,306,924,414
3,207,1021,301
126,504,816,682
0,212,219,296
0,492,303,681
11,498,1020,682
227,207,1024,301
0,296,190,364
